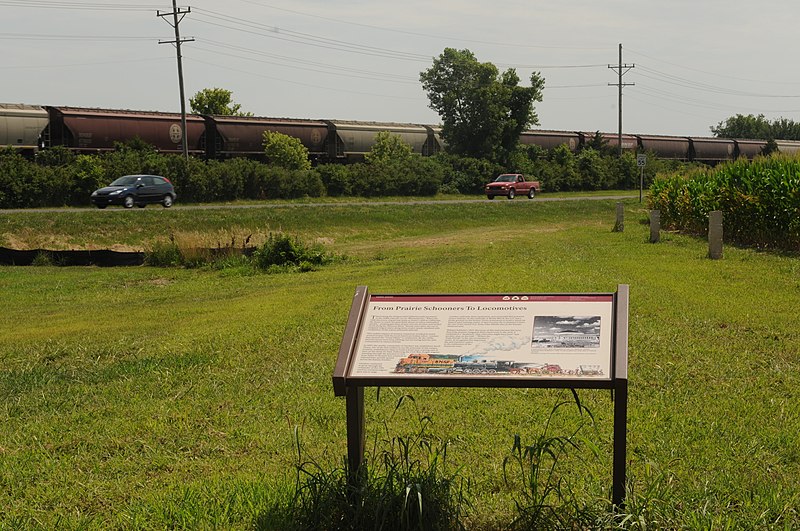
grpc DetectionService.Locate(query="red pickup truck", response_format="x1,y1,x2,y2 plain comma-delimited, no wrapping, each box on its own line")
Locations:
485,173,541,200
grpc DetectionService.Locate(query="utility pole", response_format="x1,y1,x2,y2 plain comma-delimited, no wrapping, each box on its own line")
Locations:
158,1,194,160
608,43,634,157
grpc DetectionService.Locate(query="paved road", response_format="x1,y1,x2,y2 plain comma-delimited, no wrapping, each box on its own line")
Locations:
0,195,640,214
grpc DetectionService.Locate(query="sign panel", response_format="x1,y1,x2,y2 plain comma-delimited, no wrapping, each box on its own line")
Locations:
636,154,647,167
333,286,629,507
347,293,614,382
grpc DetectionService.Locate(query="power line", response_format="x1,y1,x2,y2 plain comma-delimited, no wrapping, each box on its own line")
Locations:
0,56,172,70
193,8,429,61
193,9,607,71
193,38,609,89
199,39,414,82
0,0,161,10
635,85,800,115
192,43,419,85
185,56,423,102
0,32,158,41
235,0,615,52
627,47,800,87
635,65,800,98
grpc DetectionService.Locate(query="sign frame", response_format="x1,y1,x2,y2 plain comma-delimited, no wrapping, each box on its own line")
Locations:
332,284,629,507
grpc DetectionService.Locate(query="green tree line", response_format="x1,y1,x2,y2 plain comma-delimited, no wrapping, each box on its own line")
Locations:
711,113,800,140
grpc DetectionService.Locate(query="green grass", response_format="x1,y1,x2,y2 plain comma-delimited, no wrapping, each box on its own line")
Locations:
1,197,798,529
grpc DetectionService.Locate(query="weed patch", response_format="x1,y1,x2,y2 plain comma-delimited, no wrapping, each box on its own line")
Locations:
145,231,340,273
261,395,471,531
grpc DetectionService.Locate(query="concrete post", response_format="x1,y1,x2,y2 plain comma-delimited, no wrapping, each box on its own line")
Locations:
708,210,723,259
649,210,660,243
613,202,624,232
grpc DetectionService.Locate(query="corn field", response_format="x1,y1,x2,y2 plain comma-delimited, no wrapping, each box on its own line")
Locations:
648,153,800,251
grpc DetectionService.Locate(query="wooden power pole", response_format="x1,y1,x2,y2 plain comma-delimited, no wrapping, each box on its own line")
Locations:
608,44,635,157
158,1,194,159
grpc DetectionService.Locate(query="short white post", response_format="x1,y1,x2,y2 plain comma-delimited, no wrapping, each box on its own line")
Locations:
649,210,660,243
613,202,624,232
708,211,723,259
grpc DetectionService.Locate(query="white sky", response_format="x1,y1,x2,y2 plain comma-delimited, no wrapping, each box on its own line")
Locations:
3,0,800,136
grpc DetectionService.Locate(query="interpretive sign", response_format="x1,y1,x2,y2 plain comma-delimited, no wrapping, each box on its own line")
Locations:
333,286,629,506
345,293,613,384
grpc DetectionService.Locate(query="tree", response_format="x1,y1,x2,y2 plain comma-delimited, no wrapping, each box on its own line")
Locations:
263,130,311,171
583,131,612,155
711,113,800,140
761,138,779,156
420,48,544,164
364,131,414,165
189,88,252,116
711,114,772,139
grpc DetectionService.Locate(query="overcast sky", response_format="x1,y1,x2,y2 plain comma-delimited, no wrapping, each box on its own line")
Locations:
4,0,800,136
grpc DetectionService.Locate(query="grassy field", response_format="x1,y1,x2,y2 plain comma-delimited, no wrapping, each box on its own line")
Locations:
1,197,798,529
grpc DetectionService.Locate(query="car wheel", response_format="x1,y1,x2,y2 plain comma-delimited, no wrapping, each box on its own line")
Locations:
123,195,135,209
162,195,174,208
487,195,494,200
528,188,536,199
96,204,107,209
507,188,515,199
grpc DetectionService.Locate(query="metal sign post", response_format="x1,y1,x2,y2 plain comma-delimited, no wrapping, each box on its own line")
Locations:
333,285,630,508
637,154,647,203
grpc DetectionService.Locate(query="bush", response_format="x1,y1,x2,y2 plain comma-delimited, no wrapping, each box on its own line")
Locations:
35,146,76,167
540,145,579,192
317,164,352,196
0,148,57,208
253,233,332,271
263,130,312,171
437,154,505,194
67,155,106,205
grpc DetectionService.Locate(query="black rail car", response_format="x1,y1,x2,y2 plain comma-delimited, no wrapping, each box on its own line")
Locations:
204,115,329,160
687,137,736,163
637,135,690,160
324,120,434,161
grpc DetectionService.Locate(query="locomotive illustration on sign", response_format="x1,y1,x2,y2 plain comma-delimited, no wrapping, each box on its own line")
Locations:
393,353,577,376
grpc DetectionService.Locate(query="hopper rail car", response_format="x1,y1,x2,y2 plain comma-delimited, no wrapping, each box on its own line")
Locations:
3,103,799,164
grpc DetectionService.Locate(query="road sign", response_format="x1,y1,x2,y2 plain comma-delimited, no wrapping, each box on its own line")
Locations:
637,154,647,167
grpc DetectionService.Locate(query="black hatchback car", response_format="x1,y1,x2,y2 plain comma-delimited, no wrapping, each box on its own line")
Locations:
91,175,176,209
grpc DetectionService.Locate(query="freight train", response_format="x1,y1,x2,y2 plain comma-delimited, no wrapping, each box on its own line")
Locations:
3,103,800,163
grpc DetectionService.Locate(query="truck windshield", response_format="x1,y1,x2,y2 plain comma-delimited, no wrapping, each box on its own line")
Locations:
495,175,516,182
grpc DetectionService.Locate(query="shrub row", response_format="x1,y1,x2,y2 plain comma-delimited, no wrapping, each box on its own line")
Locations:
649,154,800,250
0,143,683,208
0,147,327,208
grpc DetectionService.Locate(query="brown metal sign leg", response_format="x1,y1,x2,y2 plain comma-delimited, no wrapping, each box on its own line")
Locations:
346,386,365,483
612,378,628,508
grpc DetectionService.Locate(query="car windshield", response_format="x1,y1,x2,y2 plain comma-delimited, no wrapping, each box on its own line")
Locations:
110,176,140,186
495,175,516,182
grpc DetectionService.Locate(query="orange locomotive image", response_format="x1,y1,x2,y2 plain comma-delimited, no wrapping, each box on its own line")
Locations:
392,353,594,376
